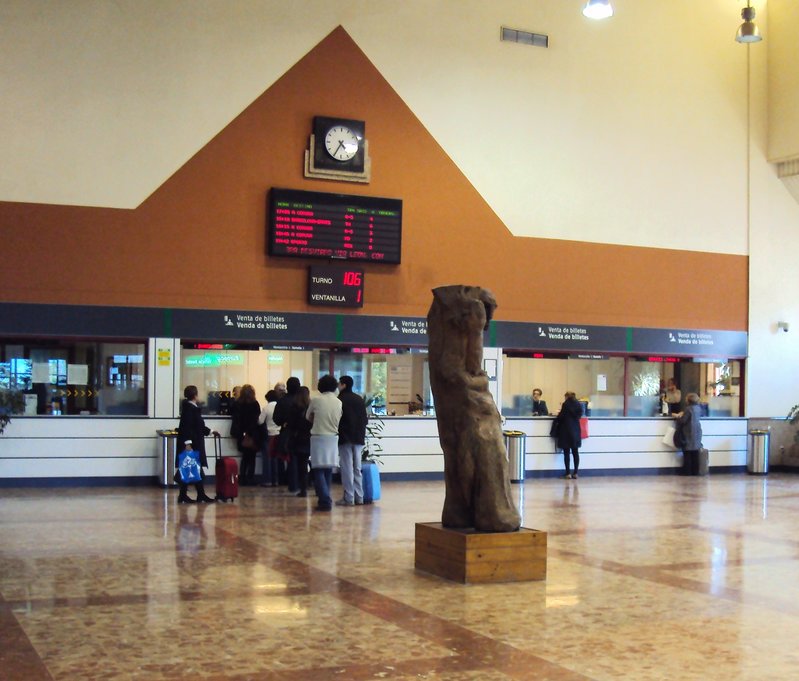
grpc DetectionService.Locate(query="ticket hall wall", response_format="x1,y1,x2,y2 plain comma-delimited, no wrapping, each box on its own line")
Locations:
0,22,770,482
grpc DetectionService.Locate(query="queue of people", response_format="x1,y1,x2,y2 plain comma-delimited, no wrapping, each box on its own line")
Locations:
177,374,369,511
177,377,702,502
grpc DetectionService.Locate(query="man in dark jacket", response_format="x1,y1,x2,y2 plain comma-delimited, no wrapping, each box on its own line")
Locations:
336,375,368,505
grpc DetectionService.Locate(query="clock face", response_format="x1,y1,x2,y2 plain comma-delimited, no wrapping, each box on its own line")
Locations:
324,126,360,161
310,116,367,175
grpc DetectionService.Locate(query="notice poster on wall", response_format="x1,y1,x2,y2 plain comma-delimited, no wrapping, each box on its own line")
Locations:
597,374,607,392
67,364,89,385
31,363,50,384
388,358,413,405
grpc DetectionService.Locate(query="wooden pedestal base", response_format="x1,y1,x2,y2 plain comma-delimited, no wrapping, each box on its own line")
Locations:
414,522,547,584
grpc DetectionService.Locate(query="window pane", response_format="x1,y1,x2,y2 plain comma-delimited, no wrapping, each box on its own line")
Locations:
179,346,322,414
1,340,147,416
626,359,663,416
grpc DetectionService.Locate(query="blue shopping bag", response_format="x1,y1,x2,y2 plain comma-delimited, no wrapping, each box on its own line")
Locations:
361,461,381,503
177,449,202,484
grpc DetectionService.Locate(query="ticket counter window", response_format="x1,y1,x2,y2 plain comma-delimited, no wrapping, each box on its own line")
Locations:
0,340,146,416
626,358,742,417
626,359,665,416
502,354,624,416
179,344,432,417
324,348,432,416
180,344,317,415
699,360,742,416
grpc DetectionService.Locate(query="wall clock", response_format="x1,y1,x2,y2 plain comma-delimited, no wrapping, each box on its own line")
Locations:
304,116,371,183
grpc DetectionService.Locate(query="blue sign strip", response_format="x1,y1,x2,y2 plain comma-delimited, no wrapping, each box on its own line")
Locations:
0,302,747,357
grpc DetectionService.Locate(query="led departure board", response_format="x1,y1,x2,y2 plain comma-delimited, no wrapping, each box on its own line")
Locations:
267,188,402,264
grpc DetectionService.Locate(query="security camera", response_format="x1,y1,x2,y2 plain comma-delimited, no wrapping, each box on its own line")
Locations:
777,321,790,333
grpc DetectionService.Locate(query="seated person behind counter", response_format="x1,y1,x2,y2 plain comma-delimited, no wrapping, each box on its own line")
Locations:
531,388,549,416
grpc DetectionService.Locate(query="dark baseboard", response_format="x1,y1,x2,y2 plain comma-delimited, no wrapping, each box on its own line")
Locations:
0,465,777,488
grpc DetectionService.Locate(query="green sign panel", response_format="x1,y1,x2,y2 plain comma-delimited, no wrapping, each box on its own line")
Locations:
184,353,244,367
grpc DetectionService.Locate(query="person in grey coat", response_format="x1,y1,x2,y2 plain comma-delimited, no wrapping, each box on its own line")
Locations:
674,392,703,475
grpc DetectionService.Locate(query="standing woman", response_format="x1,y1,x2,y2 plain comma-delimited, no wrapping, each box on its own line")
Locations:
176,385,217,503
306,375,342,512
557,391,584,479
674,392,703,475
287,386,312,497
235,384,261,486
664,378,682,415
258,390,281,487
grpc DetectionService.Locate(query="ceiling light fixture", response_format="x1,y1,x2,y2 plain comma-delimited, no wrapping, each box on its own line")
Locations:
735,4,762,43
582,0,613,20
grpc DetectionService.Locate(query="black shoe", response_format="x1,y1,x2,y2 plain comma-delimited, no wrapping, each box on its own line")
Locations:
316,504,332,512
177,495,196,504
296,491,307,497
197,495,217,503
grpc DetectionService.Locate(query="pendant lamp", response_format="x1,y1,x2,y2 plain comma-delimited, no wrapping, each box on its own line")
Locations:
582,0,613,20
735,4,762,43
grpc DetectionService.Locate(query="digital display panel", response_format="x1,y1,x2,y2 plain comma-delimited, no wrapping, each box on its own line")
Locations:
268,188,402,264
308,265,364,308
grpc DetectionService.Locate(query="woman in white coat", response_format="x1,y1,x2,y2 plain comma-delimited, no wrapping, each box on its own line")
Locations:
306,374,342,511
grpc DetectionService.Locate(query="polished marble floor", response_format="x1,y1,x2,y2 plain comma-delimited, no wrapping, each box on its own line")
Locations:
1,473,798,680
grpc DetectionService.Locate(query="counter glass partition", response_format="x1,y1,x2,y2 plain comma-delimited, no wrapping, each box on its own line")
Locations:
178,344,743,418
179,344,433,416
504,353,744,417
502,354,625,416
1,339,146,416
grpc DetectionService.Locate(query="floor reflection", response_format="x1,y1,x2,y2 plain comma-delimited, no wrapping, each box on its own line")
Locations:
2,475,799,680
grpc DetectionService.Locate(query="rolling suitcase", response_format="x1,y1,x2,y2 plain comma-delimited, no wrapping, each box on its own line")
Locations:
698,447,709,476
213,433,239,502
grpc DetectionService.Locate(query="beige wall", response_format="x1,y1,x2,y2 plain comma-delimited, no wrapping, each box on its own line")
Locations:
0,0,757,254
767,0,799,162
2,2,799,415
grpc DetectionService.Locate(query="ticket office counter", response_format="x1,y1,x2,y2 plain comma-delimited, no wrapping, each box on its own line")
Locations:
0,337,746,482
302,415,748,478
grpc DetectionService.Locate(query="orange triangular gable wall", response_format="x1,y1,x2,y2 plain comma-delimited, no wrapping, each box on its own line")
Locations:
0,26,746,330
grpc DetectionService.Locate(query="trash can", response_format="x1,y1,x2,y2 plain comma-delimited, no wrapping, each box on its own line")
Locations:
747,428,770,475
503,430,526,483
156,429,179,487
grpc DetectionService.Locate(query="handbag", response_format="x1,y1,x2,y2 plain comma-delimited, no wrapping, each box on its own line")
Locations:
673,426,686,450
277,427,293,458
549,418,560,438
579,417,589,440
662,426,678,449
177,449,202,484
241,433,256,450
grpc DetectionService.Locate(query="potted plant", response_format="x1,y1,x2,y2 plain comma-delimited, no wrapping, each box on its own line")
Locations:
787,404,799,445
0,390,25,435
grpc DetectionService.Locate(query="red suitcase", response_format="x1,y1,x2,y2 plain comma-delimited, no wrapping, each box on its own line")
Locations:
213,434,239,502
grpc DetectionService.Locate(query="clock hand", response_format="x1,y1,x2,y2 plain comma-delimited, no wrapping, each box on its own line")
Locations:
335,140,346,155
